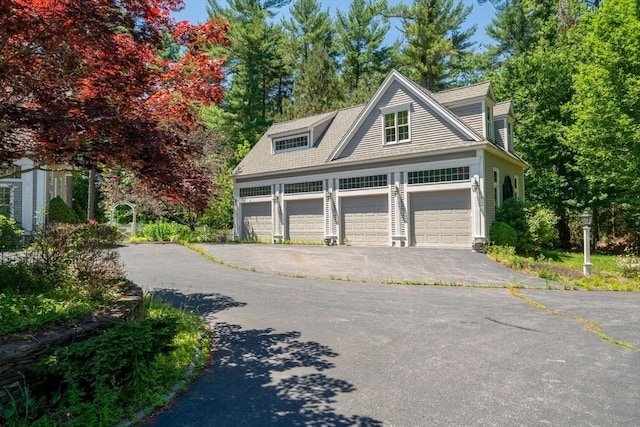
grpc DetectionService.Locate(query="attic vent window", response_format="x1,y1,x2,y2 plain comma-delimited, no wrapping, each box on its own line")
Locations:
339,174,387,190
240,185,271,197
274,135,309,152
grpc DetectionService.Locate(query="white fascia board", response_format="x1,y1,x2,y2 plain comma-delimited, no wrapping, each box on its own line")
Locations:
267,112,337,140
328,71,482,162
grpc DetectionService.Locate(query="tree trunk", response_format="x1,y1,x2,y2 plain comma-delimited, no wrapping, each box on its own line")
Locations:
87,168,96,221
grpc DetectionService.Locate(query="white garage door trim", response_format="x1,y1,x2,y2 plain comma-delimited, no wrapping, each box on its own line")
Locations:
241,201,272,242
286,198,324,243
340,195,389,246
410,190,471,247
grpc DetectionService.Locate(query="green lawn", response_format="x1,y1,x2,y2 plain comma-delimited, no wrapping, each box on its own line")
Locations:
539,250,620,275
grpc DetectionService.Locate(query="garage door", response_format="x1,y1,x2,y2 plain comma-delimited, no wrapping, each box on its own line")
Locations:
341,195,388,246
410,190,471,247
286,199,324,243
241,202,271,242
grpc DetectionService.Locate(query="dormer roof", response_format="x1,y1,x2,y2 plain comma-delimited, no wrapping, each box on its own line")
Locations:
431,81,494,105
493,101,514,118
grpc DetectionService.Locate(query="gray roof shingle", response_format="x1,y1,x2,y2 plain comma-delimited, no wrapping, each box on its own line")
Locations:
233,73,506,179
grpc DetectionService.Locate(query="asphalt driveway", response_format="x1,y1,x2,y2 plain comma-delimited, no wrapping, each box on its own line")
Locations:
195,243,552,287
118,244,640,426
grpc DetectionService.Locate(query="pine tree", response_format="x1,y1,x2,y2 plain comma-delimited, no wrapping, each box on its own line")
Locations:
207,0,289,151
388,0,476,91
281,0,342,118
336,0,394,103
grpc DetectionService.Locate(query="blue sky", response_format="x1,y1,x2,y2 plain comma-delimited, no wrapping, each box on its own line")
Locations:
173,0,497,51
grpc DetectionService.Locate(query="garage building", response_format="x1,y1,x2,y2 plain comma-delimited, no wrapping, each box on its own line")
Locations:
232,70,526,249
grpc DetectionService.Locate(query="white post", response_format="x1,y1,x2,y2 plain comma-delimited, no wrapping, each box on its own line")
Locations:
583,225,592,276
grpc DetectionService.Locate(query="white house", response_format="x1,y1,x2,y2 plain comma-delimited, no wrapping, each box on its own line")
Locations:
0,158,73,232
231,70,526,249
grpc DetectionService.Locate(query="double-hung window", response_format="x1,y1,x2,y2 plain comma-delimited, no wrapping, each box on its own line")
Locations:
382,103,411,144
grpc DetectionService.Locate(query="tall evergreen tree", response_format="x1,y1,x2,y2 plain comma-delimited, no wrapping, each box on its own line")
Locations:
281,0,342,118
336,0,394,103
388,0,476,91
207,0,289,153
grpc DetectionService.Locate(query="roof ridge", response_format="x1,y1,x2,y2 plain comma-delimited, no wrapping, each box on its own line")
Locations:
434,80,491,95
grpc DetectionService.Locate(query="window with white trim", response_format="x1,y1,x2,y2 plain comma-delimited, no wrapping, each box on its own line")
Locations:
284,181,323,194
339,174,387,190
274,135,309,152
381,104,411,144
0,185,13,218
240,185,271,198
507,121,514,150
408,167,470,185
493,168,500,210
485,105,494,141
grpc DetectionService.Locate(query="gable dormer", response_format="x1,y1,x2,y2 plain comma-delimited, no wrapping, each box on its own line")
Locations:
432,81,496,142
493,101,515,152
268,111,336,154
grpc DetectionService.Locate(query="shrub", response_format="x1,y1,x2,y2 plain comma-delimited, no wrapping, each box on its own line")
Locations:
140,220,191,242
48,196,81,224
617,254,640,278
0,214,23,250
28,223,125,299
525,204,559,250
30,316,179,422
490,221,518,247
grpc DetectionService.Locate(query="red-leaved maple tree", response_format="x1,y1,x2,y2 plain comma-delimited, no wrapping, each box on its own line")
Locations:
0,0,229,213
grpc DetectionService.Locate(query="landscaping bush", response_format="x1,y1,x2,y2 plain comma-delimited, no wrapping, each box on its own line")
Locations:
140,220,191,242
489,221,518,247
494,198,559,253
48,196,81,224
525,204,558,250
617,254,640,278
0,214,23,251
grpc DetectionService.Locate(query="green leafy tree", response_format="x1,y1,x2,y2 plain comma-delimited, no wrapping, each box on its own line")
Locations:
564,0,640,241
388,0,476,91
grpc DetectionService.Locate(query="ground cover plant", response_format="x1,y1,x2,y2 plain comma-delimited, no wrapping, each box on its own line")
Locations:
1,296,209,426
487,245,640,291
130,219,227,244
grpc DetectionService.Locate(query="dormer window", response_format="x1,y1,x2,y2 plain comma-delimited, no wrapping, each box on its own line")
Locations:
274,134,309,152
485,105,494,141
507,121,514,151
381,103,411,145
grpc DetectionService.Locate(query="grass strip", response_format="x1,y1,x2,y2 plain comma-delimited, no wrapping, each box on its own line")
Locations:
508,286,638,352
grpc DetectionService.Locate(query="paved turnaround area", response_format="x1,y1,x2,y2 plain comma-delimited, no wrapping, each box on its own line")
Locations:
118,244,640,426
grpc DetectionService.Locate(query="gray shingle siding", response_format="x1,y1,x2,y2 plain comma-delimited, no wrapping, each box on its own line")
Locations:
449,102,483,136
337,81,475,162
